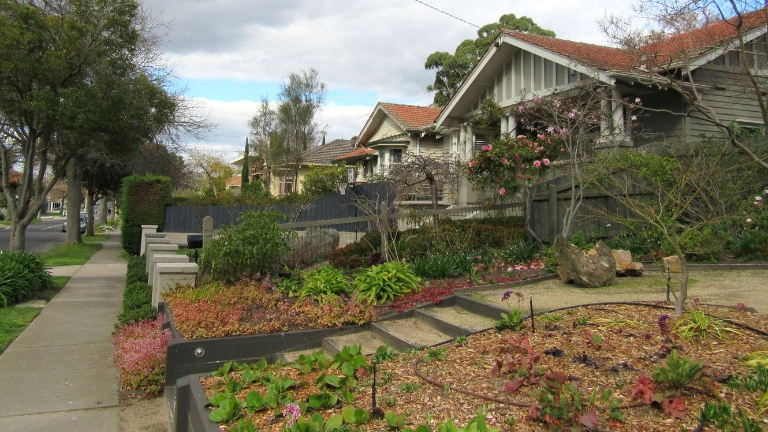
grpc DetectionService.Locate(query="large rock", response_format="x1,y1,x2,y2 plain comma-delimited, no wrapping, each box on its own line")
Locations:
553,235,616,287
612,249,644,277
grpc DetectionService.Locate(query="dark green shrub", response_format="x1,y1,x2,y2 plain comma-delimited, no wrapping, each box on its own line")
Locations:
123,282,152,312
329,231,382,269
500,242,540,263
199,211,294,282
117,304,158,326
126,256,148,285
680,225,730,262
0,251,52,306
411,254,464,279
121,175,171,255
728,230,768,262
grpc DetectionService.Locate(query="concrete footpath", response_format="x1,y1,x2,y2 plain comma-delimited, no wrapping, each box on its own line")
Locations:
0,233,126,431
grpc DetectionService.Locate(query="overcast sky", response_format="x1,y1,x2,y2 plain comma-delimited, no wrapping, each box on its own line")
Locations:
141,0,636,162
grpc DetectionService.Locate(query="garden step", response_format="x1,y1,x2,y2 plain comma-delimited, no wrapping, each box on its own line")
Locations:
372,317,453,351
323,330,392,356
276,347,329,364
416,306,497,336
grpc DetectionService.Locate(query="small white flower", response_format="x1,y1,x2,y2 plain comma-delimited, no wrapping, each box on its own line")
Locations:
635,97,641,103
757,196,763,201
747,218,753,223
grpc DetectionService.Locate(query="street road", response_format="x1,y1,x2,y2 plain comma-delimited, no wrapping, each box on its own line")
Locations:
0,217,67,254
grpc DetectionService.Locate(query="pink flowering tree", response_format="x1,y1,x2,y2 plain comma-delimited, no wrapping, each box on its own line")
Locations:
516,87,633,240
466,133,561,244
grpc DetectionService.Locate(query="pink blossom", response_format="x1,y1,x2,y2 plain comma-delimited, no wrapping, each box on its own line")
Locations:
542,158,550,166
560,148,565,152
499,188,506,196
568,109,579,118
517,135,526,139
533,160,541,167
520,164,526,169
502,158,508,164
112,315,172,392
635,97,641,103
469,160,476,167
482,144,493,151
547,126,555,133
757,196,763,201
534,94,542,102
283,403,300,428
631,115,638,121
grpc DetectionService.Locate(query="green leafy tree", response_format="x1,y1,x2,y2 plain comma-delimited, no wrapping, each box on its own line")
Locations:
242,138,250,185
425,13,555,107
301,165,347,197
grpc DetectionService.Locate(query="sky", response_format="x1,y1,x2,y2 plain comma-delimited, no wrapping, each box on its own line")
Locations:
141,0,636,163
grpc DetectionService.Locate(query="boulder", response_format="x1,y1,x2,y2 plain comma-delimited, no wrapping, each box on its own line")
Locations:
612,249,644,277
553,235,616,287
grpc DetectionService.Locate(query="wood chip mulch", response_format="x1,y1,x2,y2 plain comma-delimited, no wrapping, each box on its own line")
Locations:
201,303,768,431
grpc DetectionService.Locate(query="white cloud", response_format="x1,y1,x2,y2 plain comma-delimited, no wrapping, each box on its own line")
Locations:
142,0,637,153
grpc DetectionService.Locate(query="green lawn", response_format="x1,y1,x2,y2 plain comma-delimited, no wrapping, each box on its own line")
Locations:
40,234,109,266
0,307,41,354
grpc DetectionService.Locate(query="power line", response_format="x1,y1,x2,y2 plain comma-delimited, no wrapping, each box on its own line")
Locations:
412,0,480,29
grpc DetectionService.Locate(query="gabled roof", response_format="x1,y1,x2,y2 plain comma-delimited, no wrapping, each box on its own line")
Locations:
336,147,377,162
504,30,639,73
378,103,443,131
302,138,357,165
358,102,442,144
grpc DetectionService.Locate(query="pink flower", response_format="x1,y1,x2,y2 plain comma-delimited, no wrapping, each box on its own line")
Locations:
635,97,641,103
542,158,550,166
499,188,506,196
283,403,300,428
560,148,565,152
501,158,508,164
631,115,638,121
757,196,763,201
533,160,541,167
469,160,476,167
520,164,526,169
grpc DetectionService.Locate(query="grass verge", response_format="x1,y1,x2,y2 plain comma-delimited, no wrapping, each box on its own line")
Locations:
0,307,41,354
31,276,70,302
40,234,109,266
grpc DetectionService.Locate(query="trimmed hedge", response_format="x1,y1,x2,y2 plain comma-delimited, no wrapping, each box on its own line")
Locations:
126,256,148,285
0,252,52,306
117,256,157,326
121,175,171,255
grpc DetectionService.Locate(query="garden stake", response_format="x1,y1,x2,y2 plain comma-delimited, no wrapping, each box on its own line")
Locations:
666,264,671,303
530,295,535,334
372,360,377,409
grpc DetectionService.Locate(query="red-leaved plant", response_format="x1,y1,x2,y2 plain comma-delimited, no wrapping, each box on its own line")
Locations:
112,314,172,395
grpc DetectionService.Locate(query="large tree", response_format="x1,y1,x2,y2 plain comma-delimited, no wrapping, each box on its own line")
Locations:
600,1,768,170
425,13,555,107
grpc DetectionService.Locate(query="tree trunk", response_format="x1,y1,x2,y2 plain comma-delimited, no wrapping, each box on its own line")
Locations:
9,221,27,251
523,186,543,248
97,199,108,225
85,191,95,236
65,158,83,245
430,178,440,238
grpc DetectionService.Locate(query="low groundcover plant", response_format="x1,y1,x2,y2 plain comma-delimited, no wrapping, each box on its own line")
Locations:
112,314,172,395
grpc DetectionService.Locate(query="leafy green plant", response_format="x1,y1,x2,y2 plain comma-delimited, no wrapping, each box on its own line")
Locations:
495,290,524,331
454,335,468,344
354,262,421,304
673,310,742,340
298,265,352,301
538,313,563,323
373,345,398,364
399,382,421,393
411,254,464,279
699,401,764,432
385,411,407,430
200,211,295,282
652,349,711,391
208,391,242,423
307,390,338,410
729,230,768,261
0,251,52,306
341,406,370,425
501,241,539,263
422,346,447,363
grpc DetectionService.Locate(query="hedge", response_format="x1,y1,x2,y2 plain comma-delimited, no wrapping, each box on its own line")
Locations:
121,175,171,255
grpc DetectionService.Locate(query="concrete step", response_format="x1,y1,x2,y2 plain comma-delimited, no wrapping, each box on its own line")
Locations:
323,330,392,356
372,317,453,351
416,305,497,336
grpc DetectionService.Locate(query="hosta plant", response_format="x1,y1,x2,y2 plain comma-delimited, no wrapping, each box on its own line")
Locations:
354,262,421,305
298,265,352,302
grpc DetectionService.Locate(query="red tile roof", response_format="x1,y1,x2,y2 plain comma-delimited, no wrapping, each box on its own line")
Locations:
336,147,376,162
502,9,767,73
378,103,443,130
505,30,640,72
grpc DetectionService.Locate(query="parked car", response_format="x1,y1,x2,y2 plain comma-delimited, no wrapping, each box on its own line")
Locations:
62,213,87,234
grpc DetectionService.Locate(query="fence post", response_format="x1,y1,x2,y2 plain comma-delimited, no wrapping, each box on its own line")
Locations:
548,184,558,242
202,216,214,248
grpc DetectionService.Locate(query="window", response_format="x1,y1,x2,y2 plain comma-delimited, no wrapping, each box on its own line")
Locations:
474,134,490,155
391,149,403,164
280,174,293,195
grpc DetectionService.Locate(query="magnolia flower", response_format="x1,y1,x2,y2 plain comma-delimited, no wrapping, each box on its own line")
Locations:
534,94,542,102
547,126,555,133
543,158,550,166
635,97,641,103
757,196,764,201
518,105,525,113
499,188,506,196
631,115,638,121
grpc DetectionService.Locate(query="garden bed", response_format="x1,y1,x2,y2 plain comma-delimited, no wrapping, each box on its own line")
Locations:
188,302,768,432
